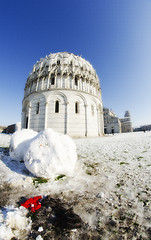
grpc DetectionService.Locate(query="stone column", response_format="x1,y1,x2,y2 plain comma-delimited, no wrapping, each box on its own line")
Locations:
96,107,100,136
98,105,104,135
47,73,51,89
83,78,86,92
84,104,88,137
44,102,48,129
28,103,31,129
66,75,68,89
54,73,57,88
41,77,44,90
81,78,84,91
64,102,69,134
73,74,76,90
21,111,25,129
64,74,67,89
36,79,39,91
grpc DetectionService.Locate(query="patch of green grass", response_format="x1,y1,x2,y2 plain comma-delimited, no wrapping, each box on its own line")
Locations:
55,174,66,181
137,156,144,160
116,183,121,188
86,170,92,175
142,150,147,153
120,162,129,165
110,158,117,161
84,162,99,168
116,180,125,188
77,154,87,159
84,162,99,176
33,178,48,185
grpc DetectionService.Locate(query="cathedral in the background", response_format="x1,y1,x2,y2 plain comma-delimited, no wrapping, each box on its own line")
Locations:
120,111,133,133
21,52,104,137
103,108,133,134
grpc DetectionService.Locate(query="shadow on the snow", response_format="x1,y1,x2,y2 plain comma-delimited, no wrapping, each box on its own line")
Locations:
0,147,34,177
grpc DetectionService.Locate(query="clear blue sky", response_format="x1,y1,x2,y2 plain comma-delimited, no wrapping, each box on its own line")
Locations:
0,0,151,127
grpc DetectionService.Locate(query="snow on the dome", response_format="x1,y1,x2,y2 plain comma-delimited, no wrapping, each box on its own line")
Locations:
24,128,77,178
9,129,38,161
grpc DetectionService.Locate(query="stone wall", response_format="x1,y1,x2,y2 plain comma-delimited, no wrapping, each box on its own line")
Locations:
22,90,103,137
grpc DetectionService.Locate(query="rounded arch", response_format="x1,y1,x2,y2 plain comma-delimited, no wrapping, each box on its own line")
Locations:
22,99,30,112
46,91,68,105
73,93,87,106
91,97,98,108
98,103,103,112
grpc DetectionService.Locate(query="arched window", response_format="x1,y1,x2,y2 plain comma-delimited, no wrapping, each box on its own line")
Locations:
75,102,79,114
36,102,39,114
55,100,59,113
51,75,55,85
111,127,114,134
75,76,78,86
25,116,28,129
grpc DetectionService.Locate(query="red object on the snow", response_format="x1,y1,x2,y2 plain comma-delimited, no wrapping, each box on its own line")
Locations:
21,196,42,212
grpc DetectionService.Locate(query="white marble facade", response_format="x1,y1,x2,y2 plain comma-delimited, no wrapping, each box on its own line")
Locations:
22,52,104,137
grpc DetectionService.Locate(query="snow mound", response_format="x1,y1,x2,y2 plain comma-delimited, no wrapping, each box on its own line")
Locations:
0,206,31,240
9,129,38,161
0,133,11,148
24,129,77,178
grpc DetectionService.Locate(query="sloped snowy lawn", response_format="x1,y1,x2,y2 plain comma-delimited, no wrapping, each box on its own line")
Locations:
0,132,151,239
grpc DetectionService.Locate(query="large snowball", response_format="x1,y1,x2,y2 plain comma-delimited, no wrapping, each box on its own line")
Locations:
24,129,77,178
9,129,38,161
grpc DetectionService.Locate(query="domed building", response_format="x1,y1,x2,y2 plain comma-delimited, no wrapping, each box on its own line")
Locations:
21,52,104,137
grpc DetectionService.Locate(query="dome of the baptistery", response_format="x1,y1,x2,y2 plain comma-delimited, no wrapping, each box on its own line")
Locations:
24,52,100,97
22,52,104,137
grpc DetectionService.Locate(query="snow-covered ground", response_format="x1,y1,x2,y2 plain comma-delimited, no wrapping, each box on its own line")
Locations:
0,131,151,239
